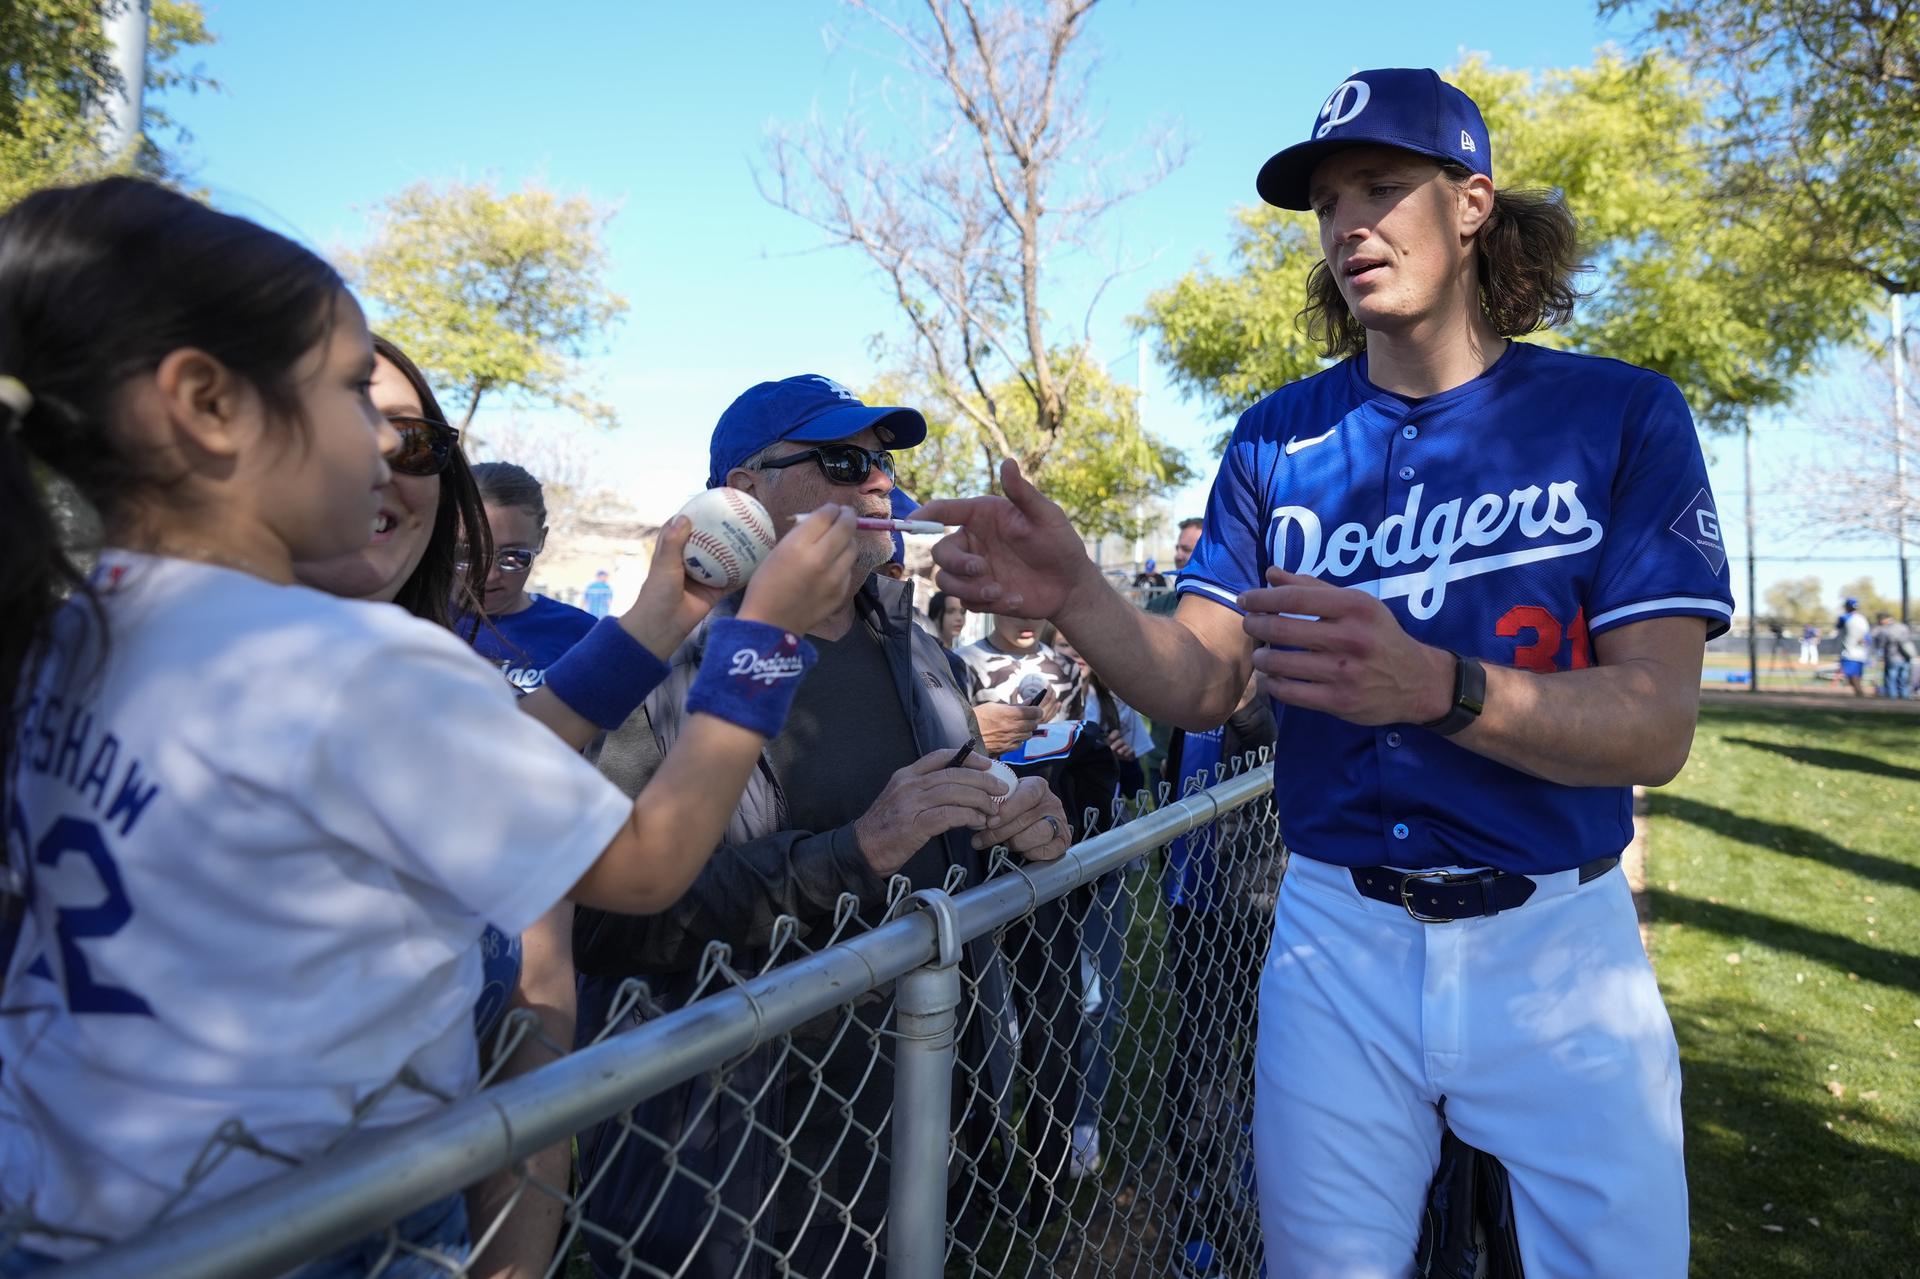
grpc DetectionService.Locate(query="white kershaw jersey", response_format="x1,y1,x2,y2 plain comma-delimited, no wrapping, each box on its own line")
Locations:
1,552,631,1254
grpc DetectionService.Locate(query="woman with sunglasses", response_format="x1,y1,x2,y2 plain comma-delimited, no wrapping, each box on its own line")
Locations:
462,461,598,694
294,339,733,1279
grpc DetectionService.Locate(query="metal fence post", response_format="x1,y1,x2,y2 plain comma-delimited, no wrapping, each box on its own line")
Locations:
888,889,963,1279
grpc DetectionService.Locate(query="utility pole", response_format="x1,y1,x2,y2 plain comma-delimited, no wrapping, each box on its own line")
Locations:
99,0,151,159
1895,292,1910,624
1745,408,1759,691
1133,335,1147,570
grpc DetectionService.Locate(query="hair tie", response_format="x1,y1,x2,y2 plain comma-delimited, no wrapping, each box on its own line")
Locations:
0,376,32,430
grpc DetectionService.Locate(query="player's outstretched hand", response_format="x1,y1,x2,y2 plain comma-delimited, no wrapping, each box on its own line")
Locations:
623,516,733,658
852,748,1001,876
914,459,1102,619
1240,567,1454,726
738,503,859,635
972,775,1070,862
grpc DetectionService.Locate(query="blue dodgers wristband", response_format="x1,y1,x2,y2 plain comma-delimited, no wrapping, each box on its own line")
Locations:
685,618,818,737
542,616,673,730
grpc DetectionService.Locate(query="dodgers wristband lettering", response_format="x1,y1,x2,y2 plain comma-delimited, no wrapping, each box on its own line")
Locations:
685,618,818,738
542,616,674,730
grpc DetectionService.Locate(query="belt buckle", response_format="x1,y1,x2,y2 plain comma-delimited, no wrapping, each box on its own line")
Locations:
1398,869,1478,923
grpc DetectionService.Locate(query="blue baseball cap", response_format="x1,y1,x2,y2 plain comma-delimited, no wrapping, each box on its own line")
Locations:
707,374,927,488
1256,68,1491,211
887,487,916,566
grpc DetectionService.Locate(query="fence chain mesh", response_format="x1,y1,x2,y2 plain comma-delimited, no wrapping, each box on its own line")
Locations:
28,756,1280,1279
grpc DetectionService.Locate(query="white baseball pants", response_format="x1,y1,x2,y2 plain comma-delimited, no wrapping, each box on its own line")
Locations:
1252,852,1688,1279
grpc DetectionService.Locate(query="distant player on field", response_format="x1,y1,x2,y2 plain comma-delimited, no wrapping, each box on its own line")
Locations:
919,67,1732,1279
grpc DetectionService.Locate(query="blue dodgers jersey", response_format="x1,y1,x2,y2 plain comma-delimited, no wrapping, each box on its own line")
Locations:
1179,342,1734,874
464,595,597,694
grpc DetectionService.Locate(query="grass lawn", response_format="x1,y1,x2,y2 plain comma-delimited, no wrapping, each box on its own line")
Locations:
1647,701,1920,1276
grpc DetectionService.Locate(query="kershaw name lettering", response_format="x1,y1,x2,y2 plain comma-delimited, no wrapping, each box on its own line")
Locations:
1270,480,1603,619
13,692,161,837
728,646,807,686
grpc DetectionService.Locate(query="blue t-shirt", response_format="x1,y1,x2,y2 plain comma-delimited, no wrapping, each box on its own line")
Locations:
1179,342,1734,875
464,594,596,694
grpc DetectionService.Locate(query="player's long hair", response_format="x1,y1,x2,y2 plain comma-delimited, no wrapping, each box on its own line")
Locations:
372,336,492,639
0,177,344,818
1301,164,1584,360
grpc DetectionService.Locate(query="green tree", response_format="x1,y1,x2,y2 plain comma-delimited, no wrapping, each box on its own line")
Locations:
342,179,629,433
0,1,215,207
1602,0,1917,298
761,0,1184,486
882,352,1195,540
1138,53,1872,433
1762,575,1825,626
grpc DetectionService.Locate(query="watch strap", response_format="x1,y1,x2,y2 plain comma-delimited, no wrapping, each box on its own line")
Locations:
1420,651,1486,736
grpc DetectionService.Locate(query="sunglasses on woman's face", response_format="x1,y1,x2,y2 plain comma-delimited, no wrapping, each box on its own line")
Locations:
756,442,896,486
385,414,459,478
453,547,536,575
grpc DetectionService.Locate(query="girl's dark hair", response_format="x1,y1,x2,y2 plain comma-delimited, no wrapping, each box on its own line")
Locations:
371,335,491,636
1300,165,1584,360
1,176,346,809
927,591,959,624
472,461,546,526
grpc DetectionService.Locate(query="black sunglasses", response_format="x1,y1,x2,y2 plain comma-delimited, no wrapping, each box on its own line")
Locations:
453,546,536,575
756,443,896,486
386,414,459,477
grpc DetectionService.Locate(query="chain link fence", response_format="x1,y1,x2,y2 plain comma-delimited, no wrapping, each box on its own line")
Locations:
39,759,1281,1279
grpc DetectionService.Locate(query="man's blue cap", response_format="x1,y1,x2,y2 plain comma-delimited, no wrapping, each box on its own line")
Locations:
708,374,927,488
887,487,916,566
1845,596,1860,607
1256,68,1491,211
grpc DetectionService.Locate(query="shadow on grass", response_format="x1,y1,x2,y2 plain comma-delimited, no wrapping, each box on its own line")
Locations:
1647,889,1918,997
1672,995,1920,1276
1723,736,1920,785
1654,794,1920,897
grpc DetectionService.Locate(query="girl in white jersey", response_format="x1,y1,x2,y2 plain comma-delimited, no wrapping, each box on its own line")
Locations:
0,177,862,1272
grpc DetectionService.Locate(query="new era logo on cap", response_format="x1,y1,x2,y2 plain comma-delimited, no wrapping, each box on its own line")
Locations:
1257,67,1492,210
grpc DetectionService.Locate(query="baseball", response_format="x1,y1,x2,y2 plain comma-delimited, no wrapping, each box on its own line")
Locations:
985,760,1018,806
677,488,777,590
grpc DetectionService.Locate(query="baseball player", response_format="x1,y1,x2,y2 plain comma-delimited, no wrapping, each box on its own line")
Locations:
919,67,1733,1278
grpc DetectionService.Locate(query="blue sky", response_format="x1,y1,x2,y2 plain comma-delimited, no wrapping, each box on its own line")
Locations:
167,0,1908,618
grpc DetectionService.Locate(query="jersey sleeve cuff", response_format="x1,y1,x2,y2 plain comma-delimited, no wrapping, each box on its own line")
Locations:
484,784,634,937
1588,595,1735,641
1175,577,1247,615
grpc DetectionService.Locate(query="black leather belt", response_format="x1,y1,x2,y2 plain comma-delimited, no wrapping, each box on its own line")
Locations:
1349,856,1619,923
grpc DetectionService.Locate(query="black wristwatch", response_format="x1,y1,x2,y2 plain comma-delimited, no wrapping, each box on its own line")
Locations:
1420,651,1486,736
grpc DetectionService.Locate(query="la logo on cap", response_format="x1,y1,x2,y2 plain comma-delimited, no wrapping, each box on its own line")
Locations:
1317,79,1371,138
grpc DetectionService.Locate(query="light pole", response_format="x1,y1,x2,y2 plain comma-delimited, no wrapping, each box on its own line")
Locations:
99,0,151,160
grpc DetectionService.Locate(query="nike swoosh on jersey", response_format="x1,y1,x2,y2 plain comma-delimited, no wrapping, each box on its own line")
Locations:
1283,429,1336,456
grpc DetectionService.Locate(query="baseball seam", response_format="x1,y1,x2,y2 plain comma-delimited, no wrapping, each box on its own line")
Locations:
687,532,742,580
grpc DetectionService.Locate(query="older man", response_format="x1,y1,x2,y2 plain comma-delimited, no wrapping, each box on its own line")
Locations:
572,374,1069,1278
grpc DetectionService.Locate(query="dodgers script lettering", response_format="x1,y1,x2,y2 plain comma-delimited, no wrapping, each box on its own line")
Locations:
1268,480,1604,619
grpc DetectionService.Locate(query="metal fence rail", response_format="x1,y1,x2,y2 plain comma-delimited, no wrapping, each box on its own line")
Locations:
51,762,1281,1279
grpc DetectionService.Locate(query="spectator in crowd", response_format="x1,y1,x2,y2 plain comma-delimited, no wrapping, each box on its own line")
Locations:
583,569,614,618
1800,621,1821,665
1871,611,1914,700
1836,596,1871,697
572,374,1071,1278
1050,632,1153,1180
1054,633,1151,801
1145,517,1205,619
958,613,1084,721
929,590,969,649
297,335,734,1278
0,178,853,1274
1143,516,1204,779
461,462,596,693
1160,675,1280,1271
